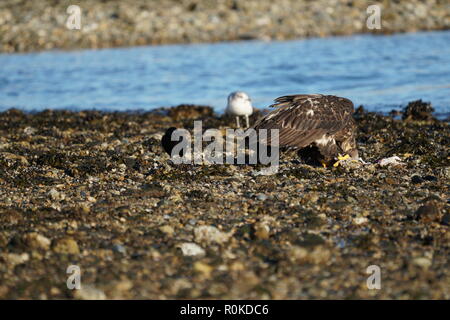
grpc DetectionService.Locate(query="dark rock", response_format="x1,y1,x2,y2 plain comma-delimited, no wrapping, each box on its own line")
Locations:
441,214,450,226
423,175,437,182
411,175,424,184
414,202,441,223
402,100,435,121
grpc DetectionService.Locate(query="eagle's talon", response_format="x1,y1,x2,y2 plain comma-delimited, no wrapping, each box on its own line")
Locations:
333,154,351,167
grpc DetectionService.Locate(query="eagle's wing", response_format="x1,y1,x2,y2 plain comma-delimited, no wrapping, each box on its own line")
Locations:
253,94,354,149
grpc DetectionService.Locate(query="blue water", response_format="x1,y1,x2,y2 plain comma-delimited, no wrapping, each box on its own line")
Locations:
1,30,449,117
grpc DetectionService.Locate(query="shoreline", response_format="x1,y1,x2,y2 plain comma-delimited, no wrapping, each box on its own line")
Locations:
1,0,449,53
1,100,448,121
1,29,449,55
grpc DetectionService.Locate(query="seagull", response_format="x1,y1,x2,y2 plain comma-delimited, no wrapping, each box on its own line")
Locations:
226,91,253,128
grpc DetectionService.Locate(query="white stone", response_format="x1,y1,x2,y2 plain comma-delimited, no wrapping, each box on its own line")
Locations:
194,226,231,245
178,242,205,257
378,156,403,167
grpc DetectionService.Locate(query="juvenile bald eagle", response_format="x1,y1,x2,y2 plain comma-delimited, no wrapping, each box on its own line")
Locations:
253,94,358,166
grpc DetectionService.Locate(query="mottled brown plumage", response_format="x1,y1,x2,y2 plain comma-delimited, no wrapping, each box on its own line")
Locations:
253,94,358,164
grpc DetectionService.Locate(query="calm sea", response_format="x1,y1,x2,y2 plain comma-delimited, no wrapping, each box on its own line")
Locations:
1,30,449,117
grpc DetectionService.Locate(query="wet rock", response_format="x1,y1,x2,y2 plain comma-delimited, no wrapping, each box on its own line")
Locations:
411,175,424,184
423,175,437,182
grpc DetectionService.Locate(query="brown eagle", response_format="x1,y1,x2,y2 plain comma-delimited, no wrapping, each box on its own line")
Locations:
253,94,358,166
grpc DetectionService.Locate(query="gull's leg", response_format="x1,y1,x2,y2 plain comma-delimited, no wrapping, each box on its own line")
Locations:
245,115,250,128
236,116,240,128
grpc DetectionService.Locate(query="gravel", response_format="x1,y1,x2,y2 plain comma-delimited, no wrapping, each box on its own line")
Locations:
0,104,448,299
1,0,449,53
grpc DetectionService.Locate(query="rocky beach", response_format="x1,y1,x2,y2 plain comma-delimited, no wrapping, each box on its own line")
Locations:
0,102,448,299
1,0,450,53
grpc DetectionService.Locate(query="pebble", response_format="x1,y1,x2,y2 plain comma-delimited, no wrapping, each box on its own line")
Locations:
178,242,205,257
23,232,51,250
49,188,65,201
5,253,29,266
353,217,368,225
112,244,127,255
254,223,270,240
0,152,29,166
256,194,268,201
193,261,213,277
74,285,106,300
289,246,331,265
159,225,175,236
413,257,432,269
52,237,80,254
194,226,231,245
23,127,37,135
414,202,441,223
379,156,403,167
